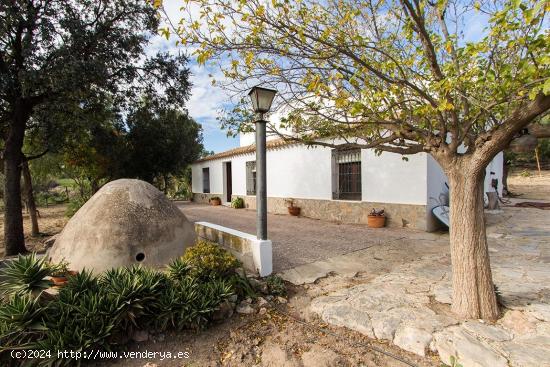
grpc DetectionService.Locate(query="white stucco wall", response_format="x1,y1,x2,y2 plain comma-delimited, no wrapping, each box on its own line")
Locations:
192,144,504,232
192,160,224,194
362,150,427,205
192,143,429,205
266,145,333,199
484,152,504,197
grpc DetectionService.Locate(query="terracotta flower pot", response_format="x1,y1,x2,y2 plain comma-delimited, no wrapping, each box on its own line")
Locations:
210,198,221,206
288,206,301,216
50,276,68,287
367,215,385,228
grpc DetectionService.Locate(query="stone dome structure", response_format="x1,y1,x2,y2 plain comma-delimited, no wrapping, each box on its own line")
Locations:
48,179,196,273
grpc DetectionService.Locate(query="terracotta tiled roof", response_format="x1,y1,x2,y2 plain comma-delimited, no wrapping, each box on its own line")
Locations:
196,138,297,163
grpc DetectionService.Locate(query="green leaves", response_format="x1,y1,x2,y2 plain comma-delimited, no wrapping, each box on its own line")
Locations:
172,0,549,156
0,251,241,366
182,240,242,280
0,253,54,298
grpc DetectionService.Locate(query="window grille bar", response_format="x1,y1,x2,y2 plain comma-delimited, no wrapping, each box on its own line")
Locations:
332,149,361,200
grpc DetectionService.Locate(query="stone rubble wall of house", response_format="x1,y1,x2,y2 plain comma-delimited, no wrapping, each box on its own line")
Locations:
192,193,428,231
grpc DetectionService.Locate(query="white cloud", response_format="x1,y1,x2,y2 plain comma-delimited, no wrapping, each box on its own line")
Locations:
144,0,236,133
186,64,231,132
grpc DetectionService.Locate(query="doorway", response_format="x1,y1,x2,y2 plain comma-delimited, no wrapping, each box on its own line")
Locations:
224,162,232,203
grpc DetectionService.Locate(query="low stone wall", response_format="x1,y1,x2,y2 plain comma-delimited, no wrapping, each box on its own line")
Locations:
193,193,224,204
194,222,272,277
237,196,428,231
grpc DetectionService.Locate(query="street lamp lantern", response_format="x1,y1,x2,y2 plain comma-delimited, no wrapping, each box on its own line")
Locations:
248,86,277,115
248,85,277,241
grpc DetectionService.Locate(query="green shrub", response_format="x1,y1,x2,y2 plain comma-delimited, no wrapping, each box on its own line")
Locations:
229,274,256,299
182,241,241,280
35,190,68,207
167,257,191,281
265,275,287,296
65,196,88,217
63,269,99,296
538,138,550,161
193,278,234,326
100,266,169,330
35,290,121,360
0,254,239,367
172,180,193,200
231,197,244,209
0,294,44,351
0,254,53,297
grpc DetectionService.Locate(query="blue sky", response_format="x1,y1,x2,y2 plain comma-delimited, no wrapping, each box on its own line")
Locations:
147,1,239,153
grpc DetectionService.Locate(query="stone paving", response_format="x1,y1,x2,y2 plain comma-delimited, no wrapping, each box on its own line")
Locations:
178,202,426,272
179,199,550,366
303,205,550,367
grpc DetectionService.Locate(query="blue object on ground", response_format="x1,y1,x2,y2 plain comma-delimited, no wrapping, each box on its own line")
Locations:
432,205,450,227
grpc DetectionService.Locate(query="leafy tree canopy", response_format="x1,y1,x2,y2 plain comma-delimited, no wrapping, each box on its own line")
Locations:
169,0,549,167
124,97,204,183
0,0,196,255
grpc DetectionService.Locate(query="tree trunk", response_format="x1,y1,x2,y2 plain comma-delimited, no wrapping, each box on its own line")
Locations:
22,160,40,237
90,179,99,195
448,167,499,320
3,106,27,255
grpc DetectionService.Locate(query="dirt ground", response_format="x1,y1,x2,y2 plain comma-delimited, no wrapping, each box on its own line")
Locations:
507,168,550,200
94,289,438,367
0,204,68,257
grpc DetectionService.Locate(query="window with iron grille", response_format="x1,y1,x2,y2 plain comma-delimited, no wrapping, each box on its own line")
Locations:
202,167,210,193
246,161,256,195
332,149,362,200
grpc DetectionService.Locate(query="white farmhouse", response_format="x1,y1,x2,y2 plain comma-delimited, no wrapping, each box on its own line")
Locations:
191,131,503,231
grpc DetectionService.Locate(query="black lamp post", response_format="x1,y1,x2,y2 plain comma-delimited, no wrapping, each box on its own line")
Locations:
248,86,277,240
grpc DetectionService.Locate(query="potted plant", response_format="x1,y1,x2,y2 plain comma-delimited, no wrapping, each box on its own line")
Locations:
367,208,386,228
49,261,76,287
285,198,301,216
210,196,222,206
231,197,244,209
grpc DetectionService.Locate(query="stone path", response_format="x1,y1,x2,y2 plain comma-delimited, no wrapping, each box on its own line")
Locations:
299,205,550,367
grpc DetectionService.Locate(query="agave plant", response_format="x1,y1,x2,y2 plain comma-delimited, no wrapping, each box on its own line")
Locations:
34,291,121,367
0,294,45,352
228,274,256,299
56,269,99,305
193,279,234,327
167,257,191,281
0,254,53,298
100,266,168,330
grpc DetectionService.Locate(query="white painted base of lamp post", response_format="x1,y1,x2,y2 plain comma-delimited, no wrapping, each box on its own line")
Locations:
251,238,272,277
